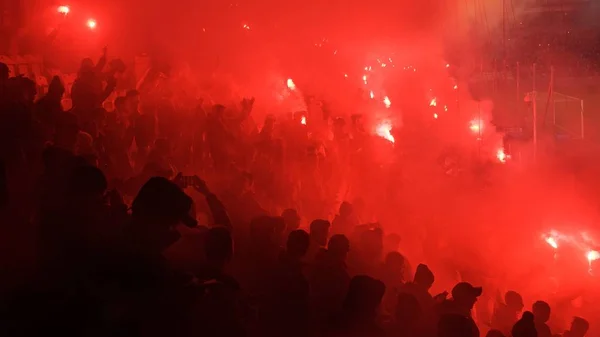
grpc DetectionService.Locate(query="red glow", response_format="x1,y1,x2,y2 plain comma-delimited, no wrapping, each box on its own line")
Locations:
300,116,307,125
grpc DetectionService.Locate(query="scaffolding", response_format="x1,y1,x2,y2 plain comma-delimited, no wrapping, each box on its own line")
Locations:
546,91,585,140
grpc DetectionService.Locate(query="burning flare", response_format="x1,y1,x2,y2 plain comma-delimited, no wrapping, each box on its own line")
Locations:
87,19,97,29
545,236,559,249
469,119,482,133
375,120,395,144
429,98,437,107
286,78,296,91
57,5,70,15
300,116,307,125
496,148,509,163
383,96,391,108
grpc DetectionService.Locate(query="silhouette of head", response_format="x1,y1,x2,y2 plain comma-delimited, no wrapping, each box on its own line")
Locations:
114,96,127,113
505,291,524,312
48,76,65,98
413,264,434,290
205,226,233,268
438,314,477,337
486,330,506,337
511,311,536,337
532,301,551,323
451,282,482,310
384,251,406,277
568,317,589,337
0,62,9,80
327,234,350,260
132,177,196,229
79,58,94,73
286,229,310,258
66,165,107,201
281,208,301,231
344,275,386,318
310,219,330,246
339,201,353,217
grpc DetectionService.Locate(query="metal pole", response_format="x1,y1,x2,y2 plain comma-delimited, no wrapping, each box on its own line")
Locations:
533,63,537,161
516,62,520,103
581,100,585,139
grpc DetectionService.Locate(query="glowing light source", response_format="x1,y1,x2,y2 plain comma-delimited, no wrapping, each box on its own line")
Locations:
469,119,483,133
446,63,450,68
429,98,437,107
433,113,438,119
57,5,70,15
300,116,307,125
362,75,367,84
453,85,458,90
496,148,509,163
369,91,374,99
588,250,599,263
86,19,97,29
375,120,395,143
242,24,250,30
383,96,391,108
286,78,296,91
545,237,558,249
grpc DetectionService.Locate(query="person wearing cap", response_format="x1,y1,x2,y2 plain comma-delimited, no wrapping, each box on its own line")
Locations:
128,176,197,254
437,282,483,337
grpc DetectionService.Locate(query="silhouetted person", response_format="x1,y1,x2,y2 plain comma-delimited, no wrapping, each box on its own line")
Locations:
310,234,351,325
326,275,386,337
332,201,358,235
438,313,479,337
563,317,589,337
262,229,311,337
381,251,409,314
438,282,482,337
307,219,330,262
492,290,524,336
532,300,552,337
400,264,435,314
35,76,65,142
393,292,423,337
512,311,537,337
194,226,246,337
282,208,301,239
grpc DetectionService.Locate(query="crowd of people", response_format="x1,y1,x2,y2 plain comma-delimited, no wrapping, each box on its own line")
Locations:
0,47,592,337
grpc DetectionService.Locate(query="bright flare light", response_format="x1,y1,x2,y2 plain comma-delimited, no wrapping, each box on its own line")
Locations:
383,96,391,108
300,116,307,125
87,19,97,29
588,250,600,263
545,237,559,249
369,91,374,99
57,5,70,15
469,119,482,133
429,98,437,107
433,113,438,119
286,78,296,91
375,120,395,143
496,148,509,163
362,75,367,84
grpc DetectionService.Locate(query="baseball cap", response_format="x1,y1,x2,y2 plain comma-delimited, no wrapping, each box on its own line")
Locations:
452,282,483,300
